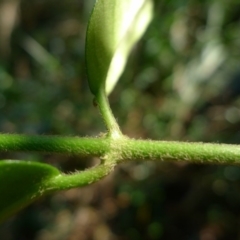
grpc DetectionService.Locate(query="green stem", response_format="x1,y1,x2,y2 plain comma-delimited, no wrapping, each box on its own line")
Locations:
0,133,240,165
120,139,240,165
46,162,115,191
0,134,110,157
95,89,122,138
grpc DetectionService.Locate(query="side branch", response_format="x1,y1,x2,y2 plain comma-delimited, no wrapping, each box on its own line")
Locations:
46,162,115,191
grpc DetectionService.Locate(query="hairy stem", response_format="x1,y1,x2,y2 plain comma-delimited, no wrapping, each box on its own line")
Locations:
0,134,110,157
0,134,240,165
120,139,240,165
46,162,115,191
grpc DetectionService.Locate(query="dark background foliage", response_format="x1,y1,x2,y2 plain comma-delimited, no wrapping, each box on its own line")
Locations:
1,0,240,239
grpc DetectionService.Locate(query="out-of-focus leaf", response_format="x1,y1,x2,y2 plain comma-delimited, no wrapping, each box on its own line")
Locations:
0,160,60,223
86,0,153,95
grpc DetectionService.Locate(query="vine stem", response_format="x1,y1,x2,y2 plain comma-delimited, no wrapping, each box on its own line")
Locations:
0,133,240,165
0,134,110,156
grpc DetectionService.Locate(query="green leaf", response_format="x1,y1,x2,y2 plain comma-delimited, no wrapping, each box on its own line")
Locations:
86,0,153,95
0,160,60,223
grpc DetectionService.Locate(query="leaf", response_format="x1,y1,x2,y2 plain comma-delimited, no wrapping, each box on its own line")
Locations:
86,0,153,95
0,160,60,223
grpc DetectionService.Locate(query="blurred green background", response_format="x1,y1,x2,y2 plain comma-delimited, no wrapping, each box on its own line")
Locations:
1,0,240,239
